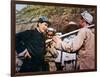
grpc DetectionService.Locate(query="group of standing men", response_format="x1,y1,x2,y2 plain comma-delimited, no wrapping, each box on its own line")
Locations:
16,11,95,73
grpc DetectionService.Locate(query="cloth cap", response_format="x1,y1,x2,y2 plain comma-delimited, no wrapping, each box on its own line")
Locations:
47,27,56,32
81,11,93,24
38,16,49,23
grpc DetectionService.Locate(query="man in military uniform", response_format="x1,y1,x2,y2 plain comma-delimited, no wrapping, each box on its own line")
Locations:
52,11,95,70
44,28,58,71
16,16,50,72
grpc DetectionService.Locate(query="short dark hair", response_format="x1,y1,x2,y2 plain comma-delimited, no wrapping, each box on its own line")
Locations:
63,24,79,33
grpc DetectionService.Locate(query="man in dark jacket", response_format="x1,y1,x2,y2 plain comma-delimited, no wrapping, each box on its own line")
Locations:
16,16,50,72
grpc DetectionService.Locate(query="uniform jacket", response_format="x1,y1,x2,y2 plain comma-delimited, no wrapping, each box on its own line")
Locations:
56,27,95,70
16,28,45,64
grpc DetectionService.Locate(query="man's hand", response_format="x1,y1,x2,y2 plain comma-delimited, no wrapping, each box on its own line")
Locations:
52,36,62,44
24,50,31,59
17,49,31,59
52,36,62,49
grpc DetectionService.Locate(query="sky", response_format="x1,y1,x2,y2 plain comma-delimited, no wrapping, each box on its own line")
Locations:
16,4,27,11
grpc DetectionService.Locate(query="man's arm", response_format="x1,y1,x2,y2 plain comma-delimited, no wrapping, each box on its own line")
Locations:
53,28,87,52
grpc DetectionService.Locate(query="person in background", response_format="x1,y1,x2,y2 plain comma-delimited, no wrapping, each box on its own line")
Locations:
52,11,95,70
62,21,79,71
45,27,58,72
54,32,64,71
16,16,50,72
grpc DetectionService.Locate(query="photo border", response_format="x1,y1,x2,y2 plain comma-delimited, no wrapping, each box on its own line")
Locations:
11,0,97,76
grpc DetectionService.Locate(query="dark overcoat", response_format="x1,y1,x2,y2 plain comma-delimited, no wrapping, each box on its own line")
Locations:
16,28,47,72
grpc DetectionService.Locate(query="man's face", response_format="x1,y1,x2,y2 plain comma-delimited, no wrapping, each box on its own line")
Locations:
38,22,48,33
79,18,86,28
47,31,54,39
